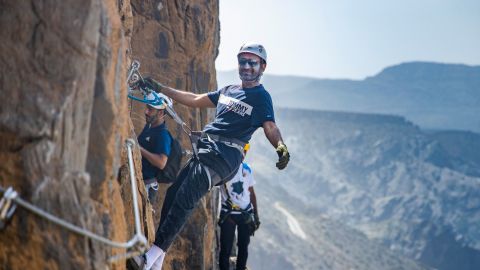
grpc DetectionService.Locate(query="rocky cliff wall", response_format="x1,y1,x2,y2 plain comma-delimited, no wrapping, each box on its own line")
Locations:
129,1,220,269
0,0,220,269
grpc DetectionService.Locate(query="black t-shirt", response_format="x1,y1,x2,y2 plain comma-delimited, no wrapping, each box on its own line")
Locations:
203,84,275,143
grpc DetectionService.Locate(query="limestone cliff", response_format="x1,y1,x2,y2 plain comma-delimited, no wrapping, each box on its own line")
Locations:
0,0,220,269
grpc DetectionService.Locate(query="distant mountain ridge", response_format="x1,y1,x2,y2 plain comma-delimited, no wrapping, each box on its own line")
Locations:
370,62,480,82
217,62,480,132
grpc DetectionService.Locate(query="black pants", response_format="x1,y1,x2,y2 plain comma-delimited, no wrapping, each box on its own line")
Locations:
219,215,251,270
154,138,241,250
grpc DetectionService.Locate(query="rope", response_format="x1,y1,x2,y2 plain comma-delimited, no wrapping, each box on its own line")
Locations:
125,139,145,243
0,139,147,262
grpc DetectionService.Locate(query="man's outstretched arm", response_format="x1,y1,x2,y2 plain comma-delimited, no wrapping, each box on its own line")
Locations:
263,121,290,170
144,77,215,108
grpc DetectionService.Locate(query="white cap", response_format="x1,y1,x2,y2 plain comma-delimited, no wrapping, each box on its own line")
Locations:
146,92,167,109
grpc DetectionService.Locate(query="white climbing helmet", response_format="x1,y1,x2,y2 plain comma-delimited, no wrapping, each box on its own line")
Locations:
238,42,267,63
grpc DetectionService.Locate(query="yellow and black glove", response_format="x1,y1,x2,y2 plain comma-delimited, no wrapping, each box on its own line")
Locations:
276,143,290,170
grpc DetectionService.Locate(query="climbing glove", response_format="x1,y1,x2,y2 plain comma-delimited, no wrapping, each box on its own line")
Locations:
142,77,166,92
254,213,261,231
249,212,261,236
276,142,290,170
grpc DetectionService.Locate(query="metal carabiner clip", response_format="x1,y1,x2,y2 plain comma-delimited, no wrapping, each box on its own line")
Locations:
0,187,18,230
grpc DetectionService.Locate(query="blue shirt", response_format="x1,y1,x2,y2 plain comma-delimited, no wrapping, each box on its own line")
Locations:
204,84,275,143
138,123,172,179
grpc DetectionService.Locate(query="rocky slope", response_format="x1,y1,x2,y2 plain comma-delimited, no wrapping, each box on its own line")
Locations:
246,108,480,270
0,1,220,269
249,181,427,270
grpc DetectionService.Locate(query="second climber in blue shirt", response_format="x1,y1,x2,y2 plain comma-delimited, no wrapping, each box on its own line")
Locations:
137,93,172,201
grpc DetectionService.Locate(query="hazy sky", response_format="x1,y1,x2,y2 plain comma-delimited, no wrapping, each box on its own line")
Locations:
216,0,480,79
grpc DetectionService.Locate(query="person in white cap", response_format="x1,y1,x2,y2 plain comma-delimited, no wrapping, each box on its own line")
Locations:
131,42,290,270
137,93,172,201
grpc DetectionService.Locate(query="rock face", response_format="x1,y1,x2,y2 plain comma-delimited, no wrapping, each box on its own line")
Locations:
0,0,220,270
128,1,220,269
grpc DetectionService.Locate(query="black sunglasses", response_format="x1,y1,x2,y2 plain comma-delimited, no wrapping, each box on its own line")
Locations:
238,59,260,67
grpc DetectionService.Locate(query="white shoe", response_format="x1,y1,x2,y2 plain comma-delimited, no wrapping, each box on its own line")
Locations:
150,252,166,270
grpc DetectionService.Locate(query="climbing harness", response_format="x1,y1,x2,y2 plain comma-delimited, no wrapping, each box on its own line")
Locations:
0,139,147,262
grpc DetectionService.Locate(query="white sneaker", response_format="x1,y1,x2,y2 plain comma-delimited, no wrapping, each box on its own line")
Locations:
150,252,166,270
